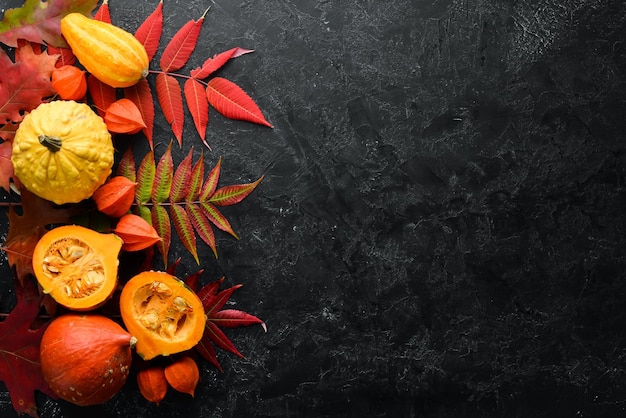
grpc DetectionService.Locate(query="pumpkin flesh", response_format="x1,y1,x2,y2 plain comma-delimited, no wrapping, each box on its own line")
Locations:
33,225,122,311
120,271,206,360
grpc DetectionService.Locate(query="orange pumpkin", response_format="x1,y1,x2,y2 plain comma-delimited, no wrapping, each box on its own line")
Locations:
119,271,206,360
40,314,136,406
32,225,122,311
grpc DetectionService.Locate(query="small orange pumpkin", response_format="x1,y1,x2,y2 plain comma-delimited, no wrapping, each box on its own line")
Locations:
119,271,206,360
40,314,136,406
32,225,122,311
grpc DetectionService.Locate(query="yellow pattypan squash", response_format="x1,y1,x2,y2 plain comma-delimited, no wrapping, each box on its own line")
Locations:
12,100,114,205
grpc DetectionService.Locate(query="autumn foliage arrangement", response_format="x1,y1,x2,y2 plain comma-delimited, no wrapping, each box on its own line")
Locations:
0,0,270,416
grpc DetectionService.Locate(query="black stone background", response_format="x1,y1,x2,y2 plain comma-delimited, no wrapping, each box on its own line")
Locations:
1,0,626,417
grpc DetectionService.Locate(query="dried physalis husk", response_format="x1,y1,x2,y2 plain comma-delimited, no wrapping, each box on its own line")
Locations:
164,355,200,397
92,176,136,218
137,363,168,405
104,98,147,134
113,213,161,251
51,65,87,101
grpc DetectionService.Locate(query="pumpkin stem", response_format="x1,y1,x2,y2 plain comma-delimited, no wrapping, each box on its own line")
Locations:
39,135,62,152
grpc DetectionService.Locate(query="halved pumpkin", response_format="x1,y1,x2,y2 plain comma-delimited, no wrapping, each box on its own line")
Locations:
119,271,206,360
32,225,122,311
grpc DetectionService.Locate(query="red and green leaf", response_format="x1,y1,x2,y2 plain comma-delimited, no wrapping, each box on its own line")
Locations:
209,176,264,206
152,142,174,204
206,77,273,128
127,147,262,265
171,203,199,264
200,201,239,239
0,0,99,47
117,146,137,182
170,148,194,203
151,204,171,264
135,150,156,205
187,203,217,258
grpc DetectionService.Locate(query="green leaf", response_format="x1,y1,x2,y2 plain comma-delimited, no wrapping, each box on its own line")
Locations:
0,0,99,48
209,176,263,206
152,142,174,203
136,150,155,205
171,203,199,264
135,204,152,225
151,204,171,267
200,201,239,239
170,148,193,203
187,202,217,258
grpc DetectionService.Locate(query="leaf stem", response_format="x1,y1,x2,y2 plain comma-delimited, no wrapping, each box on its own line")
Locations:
148,70,208,86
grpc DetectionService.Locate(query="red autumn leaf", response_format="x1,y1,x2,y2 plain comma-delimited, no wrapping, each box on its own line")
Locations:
0,41,58,125
0,277,57,418
195,278,265,371
134,0,163,62
206,77,273,128
190,47,254,79
184,78,210,147
5,189,78,284
159,7,209,73
155,72,184,145
213,309,266,329
104,98,147,134
209,176,264,206
0,141,16,193
93,0,111,23
47,46,76,67
124,78,156,148
0,0,99,47
87,73,117,117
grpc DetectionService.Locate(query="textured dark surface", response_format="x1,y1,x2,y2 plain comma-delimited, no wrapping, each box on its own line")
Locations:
2,0,626,417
